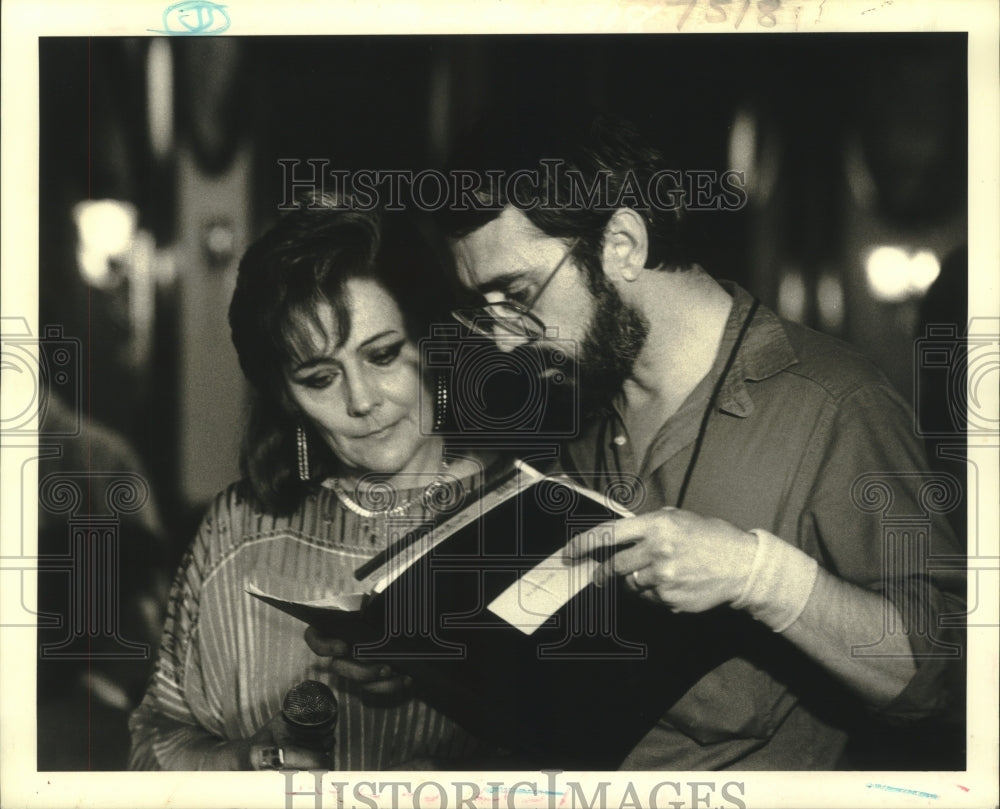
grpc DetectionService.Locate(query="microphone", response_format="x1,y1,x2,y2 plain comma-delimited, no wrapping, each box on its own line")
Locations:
281,680,338,753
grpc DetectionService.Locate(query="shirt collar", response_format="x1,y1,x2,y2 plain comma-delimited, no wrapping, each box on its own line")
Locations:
713,282,798,418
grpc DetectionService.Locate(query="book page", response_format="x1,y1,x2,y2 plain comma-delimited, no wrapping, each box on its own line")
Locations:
244,581,367,615
486,551,599,635
486,460,632,634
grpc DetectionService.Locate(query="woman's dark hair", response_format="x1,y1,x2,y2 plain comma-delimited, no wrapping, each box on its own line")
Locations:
229,195,456,512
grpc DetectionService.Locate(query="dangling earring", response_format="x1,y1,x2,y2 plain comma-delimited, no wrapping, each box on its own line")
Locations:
296,424,310,481
434,373,448,432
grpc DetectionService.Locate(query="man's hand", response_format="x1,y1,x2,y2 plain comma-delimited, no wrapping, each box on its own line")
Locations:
304,626,413,698
563,507,758,613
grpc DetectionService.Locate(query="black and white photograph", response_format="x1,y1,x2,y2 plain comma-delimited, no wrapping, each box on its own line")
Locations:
1,1,998,808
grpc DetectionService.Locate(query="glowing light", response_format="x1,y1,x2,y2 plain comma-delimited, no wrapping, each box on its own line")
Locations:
817,274,844,331
777,270,806,323
864,246,941,302
909,251,941,292
73,200,138,288
147,39,174,160
728,109,757,194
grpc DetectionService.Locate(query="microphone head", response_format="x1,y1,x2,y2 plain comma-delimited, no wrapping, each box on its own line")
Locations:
282,680,338,729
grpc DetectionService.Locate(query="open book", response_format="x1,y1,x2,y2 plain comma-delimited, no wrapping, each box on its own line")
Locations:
247,460,743,769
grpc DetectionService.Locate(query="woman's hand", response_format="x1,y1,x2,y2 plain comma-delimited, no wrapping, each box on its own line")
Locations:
185,712,332,770
304,626,413,699
237,711,333,771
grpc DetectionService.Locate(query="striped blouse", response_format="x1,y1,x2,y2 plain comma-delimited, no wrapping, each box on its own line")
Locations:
128,480,484,770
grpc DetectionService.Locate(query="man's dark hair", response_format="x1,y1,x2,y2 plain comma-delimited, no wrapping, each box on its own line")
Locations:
437,108,689,278
229,195,456,512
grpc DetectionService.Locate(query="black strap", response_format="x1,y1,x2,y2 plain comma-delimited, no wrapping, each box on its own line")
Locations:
675,298,760,510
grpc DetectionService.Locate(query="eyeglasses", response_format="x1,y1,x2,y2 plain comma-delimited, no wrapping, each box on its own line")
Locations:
451,239,579,342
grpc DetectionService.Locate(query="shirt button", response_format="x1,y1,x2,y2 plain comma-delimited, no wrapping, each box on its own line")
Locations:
612,435,627,446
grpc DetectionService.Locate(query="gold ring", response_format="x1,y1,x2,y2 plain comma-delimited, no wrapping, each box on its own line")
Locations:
630,570,641,587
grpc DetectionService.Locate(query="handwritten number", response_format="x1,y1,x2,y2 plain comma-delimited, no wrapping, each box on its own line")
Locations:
734,0,751,28
707,0,730,24
757,0,780,27
666,0,698,31
665,0,778,30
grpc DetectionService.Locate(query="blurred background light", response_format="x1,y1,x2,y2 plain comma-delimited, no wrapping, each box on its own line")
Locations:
817,273,844,331
72,199,138,288
864,245,940,302
777,269,806,323
146,39,174,161
728,108,757,197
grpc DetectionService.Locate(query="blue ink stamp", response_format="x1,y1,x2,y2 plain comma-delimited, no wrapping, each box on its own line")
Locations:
866,782,939,800
150,1,230,35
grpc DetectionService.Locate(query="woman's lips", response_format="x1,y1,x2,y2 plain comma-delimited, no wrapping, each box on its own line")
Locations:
357,420,399,439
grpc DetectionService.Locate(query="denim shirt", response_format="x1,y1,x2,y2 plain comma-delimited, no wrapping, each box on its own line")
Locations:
561,283,966,770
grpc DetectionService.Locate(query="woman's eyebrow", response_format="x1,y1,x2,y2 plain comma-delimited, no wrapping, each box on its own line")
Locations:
357,329,402,349
291,330,402,372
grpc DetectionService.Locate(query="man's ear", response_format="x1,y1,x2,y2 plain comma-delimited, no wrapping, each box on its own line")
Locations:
601,208,649,283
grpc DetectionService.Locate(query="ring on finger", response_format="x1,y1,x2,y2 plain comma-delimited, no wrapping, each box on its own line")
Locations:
252,745,285,770
630,569,641,588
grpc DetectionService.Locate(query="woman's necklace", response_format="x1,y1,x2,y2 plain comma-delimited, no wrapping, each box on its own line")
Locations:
328,456,451,519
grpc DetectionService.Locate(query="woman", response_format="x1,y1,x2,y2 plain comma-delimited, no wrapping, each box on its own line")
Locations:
128,197,495,770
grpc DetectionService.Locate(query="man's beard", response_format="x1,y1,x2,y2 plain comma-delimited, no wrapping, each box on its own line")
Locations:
529,272,649,425
574,273,650,421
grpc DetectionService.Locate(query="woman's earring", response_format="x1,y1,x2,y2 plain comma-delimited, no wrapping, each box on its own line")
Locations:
434,374,448,432
296,424,310,481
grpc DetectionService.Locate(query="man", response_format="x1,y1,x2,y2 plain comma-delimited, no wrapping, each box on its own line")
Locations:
435,111,966,769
